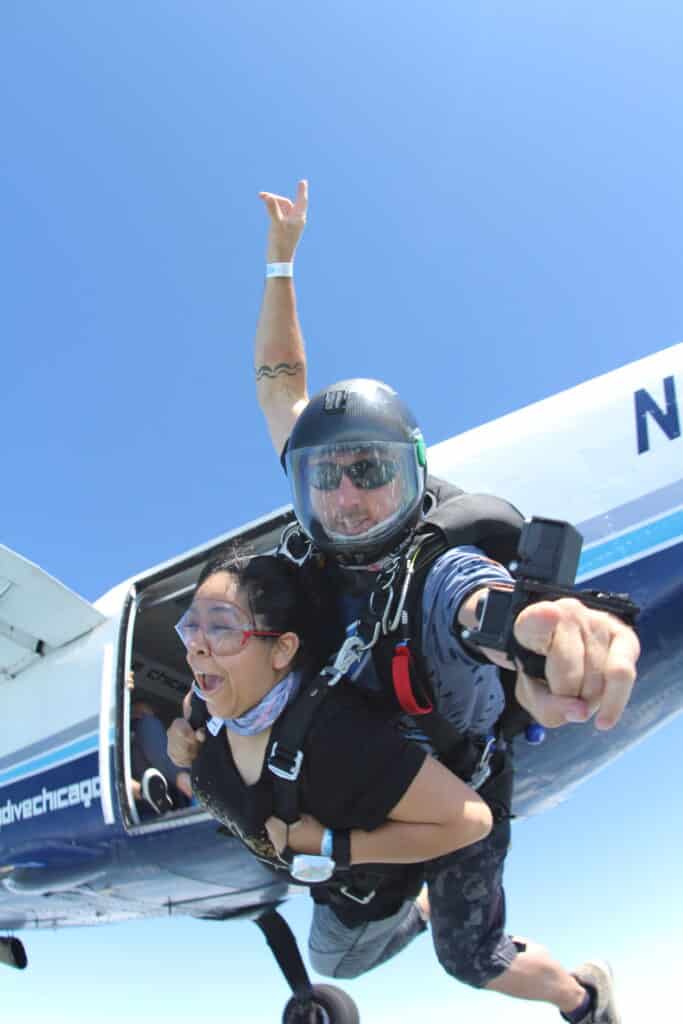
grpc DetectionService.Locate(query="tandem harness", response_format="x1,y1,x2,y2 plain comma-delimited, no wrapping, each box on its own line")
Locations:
268,487,640,846
267,491,530,847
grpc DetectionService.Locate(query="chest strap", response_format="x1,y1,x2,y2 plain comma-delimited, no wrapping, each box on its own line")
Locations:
267,629,372,826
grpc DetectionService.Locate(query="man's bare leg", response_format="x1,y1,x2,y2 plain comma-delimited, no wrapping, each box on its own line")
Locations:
485,937,587,1015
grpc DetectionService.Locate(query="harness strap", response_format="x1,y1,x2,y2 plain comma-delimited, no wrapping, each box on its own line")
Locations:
386,500,535,758
392,643,432,715
269,488,530,829
267,678,335,825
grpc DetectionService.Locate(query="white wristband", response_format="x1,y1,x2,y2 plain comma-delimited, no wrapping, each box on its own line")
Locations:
266,262,294,278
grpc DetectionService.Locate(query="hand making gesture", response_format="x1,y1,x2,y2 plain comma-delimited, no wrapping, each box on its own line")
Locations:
259,179,308,263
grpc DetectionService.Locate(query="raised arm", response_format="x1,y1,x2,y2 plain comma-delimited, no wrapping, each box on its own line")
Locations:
255,180,310,455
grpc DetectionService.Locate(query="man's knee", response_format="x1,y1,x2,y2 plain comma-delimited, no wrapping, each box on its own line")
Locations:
434,936,518,989
435,951,489,989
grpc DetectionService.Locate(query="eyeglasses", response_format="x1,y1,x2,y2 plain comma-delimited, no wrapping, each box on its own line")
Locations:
174,601,283,655
309,457,399,492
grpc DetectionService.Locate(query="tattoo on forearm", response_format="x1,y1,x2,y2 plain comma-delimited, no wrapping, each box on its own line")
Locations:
255,362,304,380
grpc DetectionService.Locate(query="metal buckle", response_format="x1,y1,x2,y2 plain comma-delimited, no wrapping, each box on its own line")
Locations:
290,855,335,884
339,885,377,905
321,629,368,686
268,742,304,781
277,522,313,567
469,736,496,791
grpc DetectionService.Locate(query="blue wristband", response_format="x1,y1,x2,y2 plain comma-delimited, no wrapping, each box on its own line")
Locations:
320,828,334,858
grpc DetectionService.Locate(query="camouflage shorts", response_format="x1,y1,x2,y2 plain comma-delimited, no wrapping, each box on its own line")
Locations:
423,819,518,988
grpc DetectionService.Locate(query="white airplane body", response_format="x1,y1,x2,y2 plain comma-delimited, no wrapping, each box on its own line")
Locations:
1,342,681,1018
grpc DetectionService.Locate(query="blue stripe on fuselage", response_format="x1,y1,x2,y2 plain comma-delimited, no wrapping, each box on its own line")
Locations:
578,506,683,580
0,728,113,788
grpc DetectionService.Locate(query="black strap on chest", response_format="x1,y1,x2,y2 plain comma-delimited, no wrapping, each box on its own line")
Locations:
266,672,339,827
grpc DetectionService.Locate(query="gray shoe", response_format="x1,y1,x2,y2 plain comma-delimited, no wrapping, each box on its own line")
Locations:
570,961,621,1024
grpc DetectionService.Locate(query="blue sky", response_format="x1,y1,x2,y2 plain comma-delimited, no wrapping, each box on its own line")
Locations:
1,2,680,1020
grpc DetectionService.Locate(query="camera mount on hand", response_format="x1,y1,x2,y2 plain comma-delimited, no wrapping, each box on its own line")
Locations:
464,517,639,678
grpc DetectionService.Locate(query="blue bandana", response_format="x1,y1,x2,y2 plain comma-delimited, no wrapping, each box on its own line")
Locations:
192,671,301,736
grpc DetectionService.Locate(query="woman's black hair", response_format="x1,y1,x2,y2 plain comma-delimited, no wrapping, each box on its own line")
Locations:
194,548,340,673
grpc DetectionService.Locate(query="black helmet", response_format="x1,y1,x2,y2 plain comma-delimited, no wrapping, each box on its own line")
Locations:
285,379,427,562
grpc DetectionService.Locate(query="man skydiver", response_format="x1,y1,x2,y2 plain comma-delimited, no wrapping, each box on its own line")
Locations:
252,180,640,1023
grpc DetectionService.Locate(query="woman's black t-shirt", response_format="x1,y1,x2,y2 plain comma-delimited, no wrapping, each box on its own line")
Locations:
191,685,426,879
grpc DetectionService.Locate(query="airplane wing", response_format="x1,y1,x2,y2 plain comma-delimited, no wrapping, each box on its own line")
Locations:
0,545,105,680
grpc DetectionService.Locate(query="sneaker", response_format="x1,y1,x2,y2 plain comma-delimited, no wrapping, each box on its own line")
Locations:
570,961,621,1024
141,769,173,815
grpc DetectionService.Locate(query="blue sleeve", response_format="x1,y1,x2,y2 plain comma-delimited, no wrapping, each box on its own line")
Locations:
418,546,513,735
135,715,183,786
423,545,514,641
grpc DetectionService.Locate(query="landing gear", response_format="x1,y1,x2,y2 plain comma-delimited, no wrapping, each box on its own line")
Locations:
254,909,359,1024
282,984,359,1023
0,937,27,970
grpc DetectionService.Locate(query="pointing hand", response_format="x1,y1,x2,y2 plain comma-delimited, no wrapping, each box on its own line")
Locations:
513,598,640,730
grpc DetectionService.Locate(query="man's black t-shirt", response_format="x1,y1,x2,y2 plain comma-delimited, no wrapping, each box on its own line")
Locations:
191,685,426,920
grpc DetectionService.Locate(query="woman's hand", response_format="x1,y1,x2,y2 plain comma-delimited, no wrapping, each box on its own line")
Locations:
167,717,205,767
265,813,325,856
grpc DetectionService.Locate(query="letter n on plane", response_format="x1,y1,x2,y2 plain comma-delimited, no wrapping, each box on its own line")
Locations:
635,376,680,454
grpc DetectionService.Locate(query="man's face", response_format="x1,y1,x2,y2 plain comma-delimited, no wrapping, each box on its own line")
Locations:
308,446,404,538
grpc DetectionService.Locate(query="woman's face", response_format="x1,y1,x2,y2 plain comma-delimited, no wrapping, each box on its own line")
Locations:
182,571,296,720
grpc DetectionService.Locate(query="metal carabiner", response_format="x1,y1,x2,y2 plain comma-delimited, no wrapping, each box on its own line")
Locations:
321,629,367,686
387,539,426,634
469,735,497,791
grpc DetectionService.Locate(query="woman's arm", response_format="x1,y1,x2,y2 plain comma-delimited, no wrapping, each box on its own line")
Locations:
266,755,492,865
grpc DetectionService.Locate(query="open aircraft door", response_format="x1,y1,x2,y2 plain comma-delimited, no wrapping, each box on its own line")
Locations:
116,507,295,831
117,573,196,830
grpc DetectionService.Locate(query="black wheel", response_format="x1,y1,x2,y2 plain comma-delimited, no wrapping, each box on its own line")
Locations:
281,983,360,1024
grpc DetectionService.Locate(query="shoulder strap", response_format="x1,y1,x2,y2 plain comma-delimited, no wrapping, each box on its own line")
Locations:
266,673,337,826
424,473,464,508
402,490,525,667
416,491,525,566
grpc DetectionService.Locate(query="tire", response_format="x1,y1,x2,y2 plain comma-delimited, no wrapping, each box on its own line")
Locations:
281,983,360,1024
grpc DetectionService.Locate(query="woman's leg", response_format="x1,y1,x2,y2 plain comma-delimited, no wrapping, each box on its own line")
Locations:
308,901,426,980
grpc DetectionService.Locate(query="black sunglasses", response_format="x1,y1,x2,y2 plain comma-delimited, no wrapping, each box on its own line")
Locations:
309,457,399,492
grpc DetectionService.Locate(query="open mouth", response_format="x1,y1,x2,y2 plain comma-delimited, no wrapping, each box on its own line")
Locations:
196,673,224,696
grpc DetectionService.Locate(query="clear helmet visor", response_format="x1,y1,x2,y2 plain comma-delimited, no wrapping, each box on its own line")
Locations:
286,441,424,557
